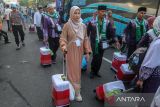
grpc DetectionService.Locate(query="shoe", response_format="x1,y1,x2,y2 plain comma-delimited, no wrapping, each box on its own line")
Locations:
22,42,25,47
75,93,82,102
95,73,102,78
16,45,21,50
89,72,94,79
5,41,11,44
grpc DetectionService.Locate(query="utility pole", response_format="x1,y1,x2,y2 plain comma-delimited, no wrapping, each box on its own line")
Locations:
155,0,160,16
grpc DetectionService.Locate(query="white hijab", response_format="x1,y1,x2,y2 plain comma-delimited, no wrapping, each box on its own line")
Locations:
68,6,84,40
150,86,160,107
141,16,160,68
153,16,160,36
141,38,160,68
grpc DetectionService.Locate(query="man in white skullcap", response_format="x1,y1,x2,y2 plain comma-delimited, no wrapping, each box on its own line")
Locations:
42,3,61,64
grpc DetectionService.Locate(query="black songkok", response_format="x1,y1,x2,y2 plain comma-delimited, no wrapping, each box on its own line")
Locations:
138,7,147,12
98,5,107,10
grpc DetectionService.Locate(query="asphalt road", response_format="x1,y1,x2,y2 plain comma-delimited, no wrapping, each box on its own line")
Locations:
0,25,118,107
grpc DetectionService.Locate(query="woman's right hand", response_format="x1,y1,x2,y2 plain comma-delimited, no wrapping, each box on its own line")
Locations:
62,46,67,54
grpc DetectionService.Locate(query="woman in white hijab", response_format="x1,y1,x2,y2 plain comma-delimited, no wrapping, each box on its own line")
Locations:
137,16,160,93
151,86,160,107
59,6,91,102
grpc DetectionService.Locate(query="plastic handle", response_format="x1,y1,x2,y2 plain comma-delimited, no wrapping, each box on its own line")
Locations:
63,54,67,79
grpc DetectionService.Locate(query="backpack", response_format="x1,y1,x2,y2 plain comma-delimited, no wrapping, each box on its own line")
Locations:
128,47,147,74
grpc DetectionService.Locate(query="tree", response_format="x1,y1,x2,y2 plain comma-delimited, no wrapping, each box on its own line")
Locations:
19,0,28,6
19,0,54,7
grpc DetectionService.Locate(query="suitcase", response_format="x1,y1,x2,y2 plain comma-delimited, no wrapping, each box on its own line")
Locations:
52,74,70,107
117,64,135,81
40,47,52,66
111,52,127,72
51,55,73,106
94,81,125,101
104,87,136,107
95,84,105,101
29,24,35,32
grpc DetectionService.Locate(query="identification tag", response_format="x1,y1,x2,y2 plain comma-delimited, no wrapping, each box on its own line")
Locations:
75,39,81,47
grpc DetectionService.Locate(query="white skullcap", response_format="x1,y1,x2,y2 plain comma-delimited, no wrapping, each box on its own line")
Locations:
47,2,56,8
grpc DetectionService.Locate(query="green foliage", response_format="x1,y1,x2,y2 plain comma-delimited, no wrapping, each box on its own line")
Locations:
37,0,54,7
19,0,28,6
19,0,54,7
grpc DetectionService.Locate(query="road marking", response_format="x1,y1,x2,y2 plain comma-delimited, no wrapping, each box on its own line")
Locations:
7,81,32,107
103,57,112,64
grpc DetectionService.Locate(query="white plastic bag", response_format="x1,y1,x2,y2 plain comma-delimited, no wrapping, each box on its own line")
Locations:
69,82,75,101
103,80,125,93
120,64,134,74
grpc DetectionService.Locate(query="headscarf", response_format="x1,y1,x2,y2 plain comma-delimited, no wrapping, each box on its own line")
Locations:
141,37,160,68
108,10,112,16
153,16,160,37
146,16,160,41
150,86,160,107
141,16,160,69
147,16,156,29
68,6,84,40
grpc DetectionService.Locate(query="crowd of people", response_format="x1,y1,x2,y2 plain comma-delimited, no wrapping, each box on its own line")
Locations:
1,2,160,106
0,4,35,49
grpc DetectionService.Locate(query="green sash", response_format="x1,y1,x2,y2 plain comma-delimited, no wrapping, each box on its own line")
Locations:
45,11,59,19
95,16,107,55
135,17,146,42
